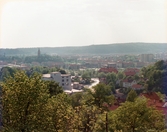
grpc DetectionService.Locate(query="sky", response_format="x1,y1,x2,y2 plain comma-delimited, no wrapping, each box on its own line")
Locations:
0,0,167,48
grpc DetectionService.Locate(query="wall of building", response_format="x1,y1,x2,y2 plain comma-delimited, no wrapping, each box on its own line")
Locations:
43,72,72,91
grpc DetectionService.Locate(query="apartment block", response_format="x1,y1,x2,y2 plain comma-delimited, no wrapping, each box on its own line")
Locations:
42,72,72,91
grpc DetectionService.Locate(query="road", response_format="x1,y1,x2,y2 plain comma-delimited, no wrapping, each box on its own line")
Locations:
88,78,99,89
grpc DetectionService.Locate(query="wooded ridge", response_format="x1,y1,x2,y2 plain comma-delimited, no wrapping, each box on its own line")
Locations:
0,42,167,55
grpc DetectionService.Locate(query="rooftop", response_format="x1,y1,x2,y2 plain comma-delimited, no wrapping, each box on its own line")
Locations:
42,74,51,78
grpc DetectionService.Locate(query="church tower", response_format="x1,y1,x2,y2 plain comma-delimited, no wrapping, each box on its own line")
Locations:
38,48,41,57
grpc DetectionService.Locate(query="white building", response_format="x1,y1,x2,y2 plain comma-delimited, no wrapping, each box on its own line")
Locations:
42,72,72,91
122,79,137,88
107,63,117,68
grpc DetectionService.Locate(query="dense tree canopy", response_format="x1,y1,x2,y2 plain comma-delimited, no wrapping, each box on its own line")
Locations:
126,90,138,102
110,98,165,132
89,83,115,109
1,71,49,131
141,60,167,94
1,69,166,132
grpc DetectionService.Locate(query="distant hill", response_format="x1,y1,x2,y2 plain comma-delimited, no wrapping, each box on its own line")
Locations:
0,42,167,56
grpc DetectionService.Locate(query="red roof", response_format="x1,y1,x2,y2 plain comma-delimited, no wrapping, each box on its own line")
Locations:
122,79,133,83
99,67,118,73
125,68,140,72
124,68,140,76
109,98,126,111
124,71,136,76
141,92,160,100
109,105,119,111
132,84,143,89
140,92,167,114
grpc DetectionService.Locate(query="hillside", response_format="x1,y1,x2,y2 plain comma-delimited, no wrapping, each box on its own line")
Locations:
0,42,167,56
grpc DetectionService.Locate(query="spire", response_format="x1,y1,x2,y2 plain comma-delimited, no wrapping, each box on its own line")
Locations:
38,48,41,57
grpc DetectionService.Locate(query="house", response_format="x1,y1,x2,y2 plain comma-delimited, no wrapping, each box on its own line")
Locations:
42,72,72,91
122,62,134,68
135,62,146,68
116,61,123,68
122,79,137,88
99,67,118,74
107,63,116,68
124,71,137,76
125,68,140,73
124,68,140,76
131,84,144,90
73,82,82,90
140,92,167,115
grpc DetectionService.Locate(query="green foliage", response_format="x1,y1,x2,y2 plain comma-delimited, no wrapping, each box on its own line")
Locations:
119,87,131,95
108,82,116,94
74,105,102,132
1,68,166,132
81,72,91,84
45,80,63,97
1,71,50,131
44,93,75,132
98,72,106,78
70,92,84,108
110,98,165,132
117,71,125,80
134,74,140,81
58,69,66,74
26,66,67,77
0,67,18,81
90,83,115,109
78,69,98,78
126,90,138,102
106,72,117,85
141,60,167,94
24,54,63,63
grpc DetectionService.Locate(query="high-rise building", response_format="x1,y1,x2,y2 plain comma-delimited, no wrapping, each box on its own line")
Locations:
140,54,154,62
42,72,72,91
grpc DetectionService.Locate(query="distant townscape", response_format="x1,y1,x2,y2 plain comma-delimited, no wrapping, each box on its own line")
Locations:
0,43,167,131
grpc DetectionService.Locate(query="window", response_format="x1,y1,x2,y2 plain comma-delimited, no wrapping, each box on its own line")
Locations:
62,79,64,82
62,83,64,86
66,79,68,82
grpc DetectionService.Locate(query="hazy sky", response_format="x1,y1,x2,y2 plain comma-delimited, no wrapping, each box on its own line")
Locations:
1,0,167,48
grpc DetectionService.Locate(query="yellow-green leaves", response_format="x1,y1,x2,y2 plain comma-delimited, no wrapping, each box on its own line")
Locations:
2,71,49,132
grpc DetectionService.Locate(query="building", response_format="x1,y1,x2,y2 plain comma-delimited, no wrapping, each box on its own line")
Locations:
122,62,134,68
73,82,82,90
122,79,137,88
131,84,144,90
135,62,146,68
124,68,140,76
38,48,41,57
107,63,116,68
140,54,154,62
99,67,118,73
140,92,167,115
116,61,123,68
42,72,72,91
